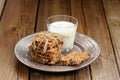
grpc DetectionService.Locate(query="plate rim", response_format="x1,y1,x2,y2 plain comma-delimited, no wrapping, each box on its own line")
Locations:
14,32,100,72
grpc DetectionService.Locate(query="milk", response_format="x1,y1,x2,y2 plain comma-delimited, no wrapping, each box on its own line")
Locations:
47,21,77,49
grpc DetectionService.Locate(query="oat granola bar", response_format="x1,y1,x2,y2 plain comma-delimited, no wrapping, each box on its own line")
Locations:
60,51,90,65
29,31,63,65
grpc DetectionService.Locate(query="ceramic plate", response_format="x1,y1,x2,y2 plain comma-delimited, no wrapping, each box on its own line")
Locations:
14,32,100,72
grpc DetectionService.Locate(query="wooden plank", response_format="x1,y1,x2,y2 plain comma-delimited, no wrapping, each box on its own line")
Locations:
70,0,91,80
30,69,44,80
30,0,74,80
71,0,86,34
82,0,119,80
102,0,120,73
0,0,38,79
0,0,6,18
36,0,70,32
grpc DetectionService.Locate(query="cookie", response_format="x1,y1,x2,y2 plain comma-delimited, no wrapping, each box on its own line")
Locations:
29,31,63,65
60,51,90,65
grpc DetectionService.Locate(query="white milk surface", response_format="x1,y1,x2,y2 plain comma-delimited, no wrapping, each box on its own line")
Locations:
48,21,76,49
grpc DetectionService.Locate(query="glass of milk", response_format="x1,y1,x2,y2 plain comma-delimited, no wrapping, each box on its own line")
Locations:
46,15,78,52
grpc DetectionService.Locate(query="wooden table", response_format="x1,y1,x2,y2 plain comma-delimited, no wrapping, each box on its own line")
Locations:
0,0,120,80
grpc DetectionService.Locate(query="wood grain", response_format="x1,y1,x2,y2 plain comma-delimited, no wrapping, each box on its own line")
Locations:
71,0,86,34
0,0,38,79
0,0,6,18
102,0,120,74
82,0,119,80
36,0,70,31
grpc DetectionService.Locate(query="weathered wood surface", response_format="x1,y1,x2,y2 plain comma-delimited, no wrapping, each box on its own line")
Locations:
0,0,38,79
0,0,120,80
0,0,6,18
82,0,119,80
102,0,120,73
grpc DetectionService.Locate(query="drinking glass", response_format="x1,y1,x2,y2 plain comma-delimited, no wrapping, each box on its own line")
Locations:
46,15,78,52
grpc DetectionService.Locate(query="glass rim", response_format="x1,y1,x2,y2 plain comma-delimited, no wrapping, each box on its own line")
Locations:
46,15,78,25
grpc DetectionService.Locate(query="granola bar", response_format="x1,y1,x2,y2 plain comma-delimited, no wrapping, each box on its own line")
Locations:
29,31,63,65
60,51,90,66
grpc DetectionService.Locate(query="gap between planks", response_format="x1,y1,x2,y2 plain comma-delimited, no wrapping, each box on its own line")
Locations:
0,0,7,21
101,0,120,76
